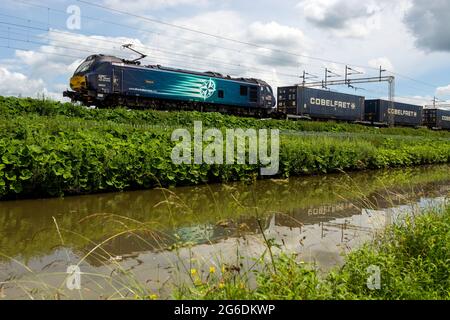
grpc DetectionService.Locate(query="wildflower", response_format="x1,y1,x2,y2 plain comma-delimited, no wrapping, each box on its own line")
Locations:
190,268,197,276
149,294,158,300
209,266,216,274
218,282,225,289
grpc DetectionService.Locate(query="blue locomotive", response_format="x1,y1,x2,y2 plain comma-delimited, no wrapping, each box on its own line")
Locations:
64,54,276,116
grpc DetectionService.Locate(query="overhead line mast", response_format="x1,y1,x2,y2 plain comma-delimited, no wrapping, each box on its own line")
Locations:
301,65,396,125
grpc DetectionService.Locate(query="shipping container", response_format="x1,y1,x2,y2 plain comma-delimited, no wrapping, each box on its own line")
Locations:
277,86,365,122
423,108,450,130
364,99,423,127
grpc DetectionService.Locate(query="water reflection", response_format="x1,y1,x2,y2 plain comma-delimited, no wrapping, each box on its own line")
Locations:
0,165,449,299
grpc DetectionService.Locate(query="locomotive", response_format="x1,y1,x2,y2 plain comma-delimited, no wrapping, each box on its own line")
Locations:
63,54,276,116
64,53,450,130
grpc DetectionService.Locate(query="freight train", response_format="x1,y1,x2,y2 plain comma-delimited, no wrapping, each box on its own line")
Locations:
64,54,450,130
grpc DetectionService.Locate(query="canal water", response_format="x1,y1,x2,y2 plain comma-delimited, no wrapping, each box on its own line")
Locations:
0,165,449,299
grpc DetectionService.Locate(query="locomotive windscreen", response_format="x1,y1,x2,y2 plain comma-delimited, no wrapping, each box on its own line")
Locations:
74,60,95,75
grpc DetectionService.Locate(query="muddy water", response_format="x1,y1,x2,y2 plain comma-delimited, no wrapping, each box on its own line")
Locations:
0,165,449,299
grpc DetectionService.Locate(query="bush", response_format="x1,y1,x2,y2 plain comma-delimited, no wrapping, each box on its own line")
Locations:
1,97,450,199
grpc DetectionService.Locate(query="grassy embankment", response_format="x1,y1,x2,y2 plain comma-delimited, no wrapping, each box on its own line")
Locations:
1,96,450,199
175,205,450,300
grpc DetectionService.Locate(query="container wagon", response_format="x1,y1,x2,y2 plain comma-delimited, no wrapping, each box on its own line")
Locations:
364,99,423,127
423,108,450,130
277,86,365,122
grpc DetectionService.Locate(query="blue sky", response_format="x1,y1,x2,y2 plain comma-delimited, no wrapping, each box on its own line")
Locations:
0,0,449,108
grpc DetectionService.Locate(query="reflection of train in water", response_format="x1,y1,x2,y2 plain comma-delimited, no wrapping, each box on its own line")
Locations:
64,53,450,130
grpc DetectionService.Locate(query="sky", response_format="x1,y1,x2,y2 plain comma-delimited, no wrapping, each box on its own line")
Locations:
0,0,450,108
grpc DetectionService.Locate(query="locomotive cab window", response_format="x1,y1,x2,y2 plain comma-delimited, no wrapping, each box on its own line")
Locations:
218,90,224,99
75,60,95,75
240,86,248,96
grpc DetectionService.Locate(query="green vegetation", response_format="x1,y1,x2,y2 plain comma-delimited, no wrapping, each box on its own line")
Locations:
175,206,450,300
2,96,450,137
1,96,450,199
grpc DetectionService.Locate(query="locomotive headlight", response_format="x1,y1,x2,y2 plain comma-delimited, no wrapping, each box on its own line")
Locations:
70,75,87,91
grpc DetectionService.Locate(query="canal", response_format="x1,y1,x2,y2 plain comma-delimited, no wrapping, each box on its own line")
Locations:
0,165,449,299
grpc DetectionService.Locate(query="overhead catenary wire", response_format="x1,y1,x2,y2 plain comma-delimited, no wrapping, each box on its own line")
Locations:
75,0,444,89
0,31,289,86
0,29,439,101
4,1,312,73
0,20,302,80
0,28,288,84
0,12,440,99
1,0,447,101
9,0,404,76
6,0,445,91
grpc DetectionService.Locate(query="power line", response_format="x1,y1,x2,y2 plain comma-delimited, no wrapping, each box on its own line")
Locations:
0,24,292,82
0,26,434,99
76,0,384,71
11,0,383,72
2,0,446,101
0,44,84,60
5,1,309,72
0,18,302,79
0,34,285,84
0,41,445,105
387,70,438,89
8,0,444,91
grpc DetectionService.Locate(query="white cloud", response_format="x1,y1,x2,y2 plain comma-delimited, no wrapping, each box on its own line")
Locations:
247,21,307,47
0,66,45,97
436,85,450,97
13,30,144,79
137,11,311,89
1,29,147,99
368,57,394,71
